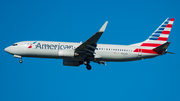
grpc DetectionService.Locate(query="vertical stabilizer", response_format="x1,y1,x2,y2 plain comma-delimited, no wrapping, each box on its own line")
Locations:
132,18,174,54
145,18,174,42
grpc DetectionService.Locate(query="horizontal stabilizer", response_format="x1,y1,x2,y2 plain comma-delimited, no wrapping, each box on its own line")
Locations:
166,51,175,54
153,42,171,52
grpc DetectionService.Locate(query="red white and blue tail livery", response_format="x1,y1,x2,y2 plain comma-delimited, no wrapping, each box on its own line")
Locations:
132,18,174,55
4,18,175,70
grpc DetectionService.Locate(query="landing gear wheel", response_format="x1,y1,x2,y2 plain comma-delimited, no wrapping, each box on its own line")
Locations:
19,60,23,63
86,65,91,70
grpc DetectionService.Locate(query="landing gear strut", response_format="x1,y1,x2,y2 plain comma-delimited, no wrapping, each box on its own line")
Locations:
19,59,23,63
84,58,91,70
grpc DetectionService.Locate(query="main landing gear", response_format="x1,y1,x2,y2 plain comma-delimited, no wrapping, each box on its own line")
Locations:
84,58,91,70
86,65,91,70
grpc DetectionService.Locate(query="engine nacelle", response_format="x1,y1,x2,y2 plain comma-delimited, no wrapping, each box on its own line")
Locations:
58,50,74,57
63,59,83,66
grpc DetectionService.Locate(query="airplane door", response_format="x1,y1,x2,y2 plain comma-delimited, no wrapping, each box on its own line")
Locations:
138,48,142,56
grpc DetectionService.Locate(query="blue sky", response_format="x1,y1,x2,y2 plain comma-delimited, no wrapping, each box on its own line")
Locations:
1,0,180,101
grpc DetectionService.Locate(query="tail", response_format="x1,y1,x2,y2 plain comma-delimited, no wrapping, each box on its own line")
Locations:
131,18,174,54
144,18,174,43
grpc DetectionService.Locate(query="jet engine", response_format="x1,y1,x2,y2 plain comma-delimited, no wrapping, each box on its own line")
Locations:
63,59,83,66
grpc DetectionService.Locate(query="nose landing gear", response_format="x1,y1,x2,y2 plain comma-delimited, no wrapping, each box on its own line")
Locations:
13,55,23,63
19,59,23,63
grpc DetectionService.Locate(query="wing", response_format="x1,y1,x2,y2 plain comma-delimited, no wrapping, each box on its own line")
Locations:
75,21,108,58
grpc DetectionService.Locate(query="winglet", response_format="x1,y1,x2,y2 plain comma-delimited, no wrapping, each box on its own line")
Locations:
99,21,108,32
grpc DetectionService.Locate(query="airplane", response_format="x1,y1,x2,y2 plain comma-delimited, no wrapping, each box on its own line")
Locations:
4,18,174,70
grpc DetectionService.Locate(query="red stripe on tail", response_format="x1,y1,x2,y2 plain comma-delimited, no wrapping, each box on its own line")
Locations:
157,37,168,41
166,24,172,28
170,18,174,21
162,31,170,34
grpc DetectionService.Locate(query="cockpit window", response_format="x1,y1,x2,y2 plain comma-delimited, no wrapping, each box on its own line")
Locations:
12,44,18,46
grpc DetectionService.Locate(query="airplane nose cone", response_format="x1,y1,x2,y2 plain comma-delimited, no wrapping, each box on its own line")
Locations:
4,47,10,53
4,47,7,52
